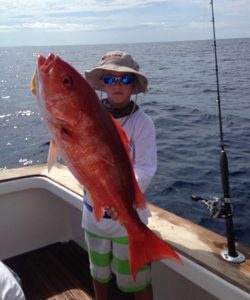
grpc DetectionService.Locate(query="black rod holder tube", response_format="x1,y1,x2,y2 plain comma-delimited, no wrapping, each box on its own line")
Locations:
220,151,237,257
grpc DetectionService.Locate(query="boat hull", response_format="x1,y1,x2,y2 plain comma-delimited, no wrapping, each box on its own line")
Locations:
0,165,249,300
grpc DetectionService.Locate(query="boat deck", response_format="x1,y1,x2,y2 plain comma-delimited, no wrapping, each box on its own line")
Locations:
4,241,134,300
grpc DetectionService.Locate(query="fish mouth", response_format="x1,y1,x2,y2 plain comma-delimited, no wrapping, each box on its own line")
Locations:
37,53,56,74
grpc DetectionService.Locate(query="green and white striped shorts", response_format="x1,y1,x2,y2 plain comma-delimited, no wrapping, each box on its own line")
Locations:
84,230,151,293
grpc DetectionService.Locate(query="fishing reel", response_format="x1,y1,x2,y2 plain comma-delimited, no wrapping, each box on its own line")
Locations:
191,195,232,219
191,194,245,263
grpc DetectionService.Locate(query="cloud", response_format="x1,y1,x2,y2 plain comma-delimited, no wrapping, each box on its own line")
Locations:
0,0,249,46
0,19,167,33
0,22,97,32
0,0,169,32
0,0,167,16
0,0,173,33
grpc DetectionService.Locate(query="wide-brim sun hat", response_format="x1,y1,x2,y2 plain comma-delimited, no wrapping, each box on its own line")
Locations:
85,51,148,94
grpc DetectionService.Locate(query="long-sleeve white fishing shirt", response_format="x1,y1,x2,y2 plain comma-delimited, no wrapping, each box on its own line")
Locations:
81,109,157,237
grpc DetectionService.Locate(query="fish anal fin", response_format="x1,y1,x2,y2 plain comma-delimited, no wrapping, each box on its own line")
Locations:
89,195,104,221
47,139,58,172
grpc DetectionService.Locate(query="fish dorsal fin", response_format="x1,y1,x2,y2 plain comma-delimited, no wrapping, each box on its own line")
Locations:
133,181,146,209
110,116,130,149
47,139,59,172
110,116,146,209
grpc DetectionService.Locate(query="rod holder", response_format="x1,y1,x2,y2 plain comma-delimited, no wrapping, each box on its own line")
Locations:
221,250,245,263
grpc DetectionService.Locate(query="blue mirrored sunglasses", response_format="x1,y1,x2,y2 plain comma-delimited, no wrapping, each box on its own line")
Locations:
102,75,134,85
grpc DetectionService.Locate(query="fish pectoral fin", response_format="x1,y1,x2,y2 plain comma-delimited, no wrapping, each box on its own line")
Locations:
47,139,59,172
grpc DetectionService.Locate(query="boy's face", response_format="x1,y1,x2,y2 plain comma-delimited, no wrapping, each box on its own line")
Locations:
100,71,135,109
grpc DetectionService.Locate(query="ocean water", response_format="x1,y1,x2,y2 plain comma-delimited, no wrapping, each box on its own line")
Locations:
1,39,250,247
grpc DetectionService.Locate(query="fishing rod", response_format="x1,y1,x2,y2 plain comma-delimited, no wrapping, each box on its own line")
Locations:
191,0,245,263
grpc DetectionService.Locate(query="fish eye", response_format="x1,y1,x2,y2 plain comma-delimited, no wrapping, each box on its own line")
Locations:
63,75,73,87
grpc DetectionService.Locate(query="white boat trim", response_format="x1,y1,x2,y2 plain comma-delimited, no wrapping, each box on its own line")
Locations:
0,176,83,211
161,255,249,300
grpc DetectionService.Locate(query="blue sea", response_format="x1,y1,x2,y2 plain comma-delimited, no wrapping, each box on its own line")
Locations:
1,39,250,247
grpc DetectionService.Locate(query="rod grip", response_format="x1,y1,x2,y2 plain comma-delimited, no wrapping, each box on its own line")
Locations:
220,150,230,199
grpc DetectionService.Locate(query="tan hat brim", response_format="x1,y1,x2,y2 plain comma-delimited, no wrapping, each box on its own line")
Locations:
85,65,148,94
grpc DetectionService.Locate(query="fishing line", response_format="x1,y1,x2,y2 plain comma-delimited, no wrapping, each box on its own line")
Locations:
211,0,225,152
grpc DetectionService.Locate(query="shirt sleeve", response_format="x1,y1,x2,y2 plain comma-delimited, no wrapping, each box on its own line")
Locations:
131,113,157,193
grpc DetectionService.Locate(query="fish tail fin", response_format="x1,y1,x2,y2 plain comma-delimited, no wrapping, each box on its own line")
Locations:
128,225,182,281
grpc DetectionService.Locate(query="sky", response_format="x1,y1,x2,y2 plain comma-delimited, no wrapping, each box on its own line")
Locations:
0,0,249,47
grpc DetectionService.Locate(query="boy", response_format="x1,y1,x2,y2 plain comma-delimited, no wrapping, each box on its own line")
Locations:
82,51,157,300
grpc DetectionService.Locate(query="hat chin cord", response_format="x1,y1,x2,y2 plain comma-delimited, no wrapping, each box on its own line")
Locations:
119,83,138,127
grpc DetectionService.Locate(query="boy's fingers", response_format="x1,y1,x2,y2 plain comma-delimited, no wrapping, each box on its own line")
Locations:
105,206,119,220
